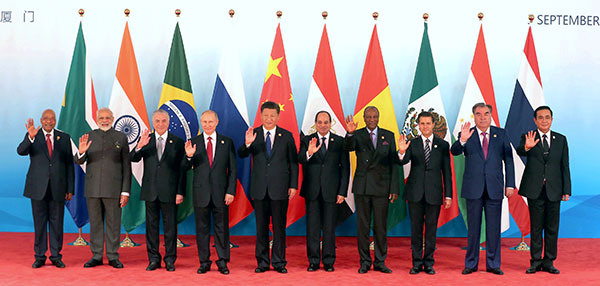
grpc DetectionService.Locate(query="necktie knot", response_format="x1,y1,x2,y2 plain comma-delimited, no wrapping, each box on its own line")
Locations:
543,134,547,139
208,137,212,141
46,134,51,139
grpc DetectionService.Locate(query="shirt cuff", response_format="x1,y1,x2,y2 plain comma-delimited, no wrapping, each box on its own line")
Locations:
398,152,405,160
77,152,85,159
121,192,129,197
29,136,35,143
306,151,312,160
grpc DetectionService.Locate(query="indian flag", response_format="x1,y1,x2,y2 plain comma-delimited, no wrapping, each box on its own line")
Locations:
108,21,150,234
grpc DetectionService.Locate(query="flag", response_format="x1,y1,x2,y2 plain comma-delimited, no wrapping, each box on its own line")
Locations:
504,25,544,237
158,22,199,223
452,24,509,242
209,18,253,227
57,22,97,228
300,23,352,225
108,21,150,233
401,22,459,227
255,23,304,227
354,24,406,230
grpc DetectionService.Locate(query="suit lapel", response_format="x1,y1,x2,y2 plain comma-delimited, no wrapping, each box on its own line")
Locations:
270,127,281,158
51,131,61,162
38,131,51,160
415,136,425,162
212,134,222,169
471,128,485,161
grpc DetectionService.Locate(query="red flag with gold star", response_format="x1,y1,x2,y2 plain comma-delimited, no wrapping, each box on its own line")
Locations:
253,23,304,228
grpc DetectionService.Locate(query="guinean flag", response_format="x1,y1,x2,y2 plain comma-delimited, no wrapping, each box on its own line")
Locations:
452,23,509,243
255,23,304,227
57,22,97,229
158,22,199,224
108,21,150,233
299,22,352,225
354,24,406,230
402,21,458,227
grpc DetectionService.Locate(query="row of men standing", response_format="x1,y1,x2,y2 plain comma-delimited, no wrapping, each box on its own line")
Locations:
18,101,570,275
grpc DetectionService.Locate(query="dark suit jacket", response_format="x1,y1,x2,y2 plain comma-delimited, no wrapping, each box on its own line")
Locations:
17,130,74,202
74,128,131,198
516,130,571,202
344,127,400,197
399,135,452,205
451,126,515,200
238,126,299,200
298,132,350,203
130,132,185,203
184,133,237,208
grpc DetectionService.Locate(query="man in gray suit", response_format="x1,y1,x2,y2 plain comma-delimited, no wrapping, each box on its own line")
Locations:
76,107,131,269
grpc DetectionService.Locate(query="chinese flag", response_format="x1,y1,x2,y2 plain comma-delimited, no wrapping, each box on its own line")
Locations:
253,23,304,228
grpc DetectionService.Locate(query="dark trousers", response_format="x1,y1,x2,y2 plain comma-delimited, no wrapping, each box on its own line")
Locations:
87,197,121,261
408,198,441,268
194,201,230,268
254,195,288,269
31,187,64,262
145,199,177,264
305,192,337,266
465,188,502,270
355,194,389,268
528,186,561,268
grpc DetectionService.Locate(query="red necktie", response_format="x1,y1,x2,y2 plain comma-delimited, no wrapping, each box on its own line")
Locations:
46,134,53,158
207,137,213,167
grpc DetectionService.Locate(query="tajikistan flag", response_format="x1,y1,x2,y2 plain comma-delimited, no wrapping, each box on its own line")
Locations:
402,21,458,227
452,23,510,242
108,21,150,234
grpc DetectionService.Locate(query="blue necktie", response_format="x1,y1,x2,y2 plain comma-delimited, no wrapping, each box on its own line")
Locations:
266,131,272,157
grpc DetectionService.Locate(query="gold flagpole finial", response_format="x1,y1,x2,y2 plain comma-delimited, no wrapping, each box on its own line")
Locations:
276,10,282,19
423,13,429,22
373,12,379,20
322,11,328,20
124,9,130,17
78,9,85,17
478,12,484,21
175,9,181,17
229,9,235,18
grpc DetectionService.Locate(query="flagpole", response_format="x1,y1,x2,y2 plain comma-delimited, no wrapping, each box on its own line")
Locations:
369,10,378,252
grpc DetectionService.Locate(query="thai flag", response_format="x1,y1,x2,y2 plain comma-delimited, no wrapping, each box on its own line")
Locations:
505,26,546,237
209,21,253,227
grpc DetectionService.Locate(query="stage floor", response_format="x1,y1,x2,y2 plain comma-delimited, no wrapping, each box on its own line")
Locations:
0,233,597,285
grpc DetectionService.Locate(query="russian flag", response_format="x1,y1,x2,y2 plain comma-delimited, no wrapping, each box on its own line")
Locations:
505,25,546,237
209,20,253,227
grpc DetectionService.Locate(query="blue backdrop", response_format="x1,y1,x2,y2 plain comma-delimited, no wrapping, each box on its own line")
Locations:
1,0,598,238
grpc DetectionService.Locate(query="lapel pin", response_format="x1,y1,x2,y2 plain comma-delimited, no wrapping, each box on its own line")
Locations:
169,140,173,144
552,135,555,140
434,144,438,148
493,134,497,138
381,136,384,140
116,145,121,149
221,140,225,144
330,137,334,142
278,133,282,137
56,136,60,141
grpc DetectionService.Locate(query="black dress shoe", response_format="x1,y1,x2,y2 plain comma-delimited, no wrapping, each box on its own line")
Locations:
197,265,210,274
275,267,288,274
374,265,392,274
526,265,541,274
254,266,268,273
32,260,45,268
83,259,103,268
108,259,123,269
165,262,175,272
542,266,560,274
146,261,160,271
409,266,421,274
358,265,370,274
218,266,230,275
486,268,504,275
324,265,334,272
462,268,477,274
307,264,319,272
424,266,435,275
51,259,65,268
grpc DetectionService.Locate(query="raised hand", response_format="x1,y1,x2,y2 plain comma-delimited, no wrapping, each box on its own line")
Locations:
245,127,257,145
184,140,196,158
78,134,92,154
136,129,151,149
460,122,474,143
524,130,540,150
397,134,411,154
307,137,321,156
345,115,357,134
26,118,40,140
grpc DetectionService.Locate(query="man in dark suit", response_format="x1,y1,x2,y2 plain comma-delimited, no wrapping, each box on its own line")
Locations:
17,109,74,268
397,111,452,275
344,106,399,274
238,101,299,274
298,111,350,272
75,107,131,269
184,110,237,275
130,109,185,272
517,106,570,275
451,102,515,275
